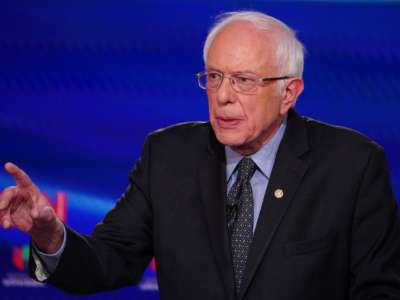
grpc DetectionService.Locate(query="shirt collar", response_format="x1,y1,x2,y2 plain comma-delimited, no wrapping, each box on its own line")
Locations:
225,114,287,182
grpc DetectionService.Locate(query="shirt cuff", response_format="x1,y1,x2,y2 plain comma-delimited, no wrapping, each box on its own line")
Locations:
32,225,67,281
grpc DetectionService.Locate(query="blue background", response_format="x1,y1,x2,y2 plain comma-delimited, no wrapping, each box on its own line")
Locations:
1,0,399,299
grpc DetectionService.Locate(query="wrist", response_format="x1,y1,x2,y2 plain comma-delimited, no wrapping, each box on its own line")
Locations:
32,219,65,254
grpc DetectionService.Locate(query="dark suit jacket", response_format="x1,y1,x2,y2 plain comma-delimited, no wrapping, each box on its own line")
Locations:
31,109,400,299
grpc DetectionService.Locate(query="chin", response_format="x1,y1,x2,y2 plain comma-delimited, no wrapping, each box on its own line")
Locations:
211,119,247,146
214,130,245,147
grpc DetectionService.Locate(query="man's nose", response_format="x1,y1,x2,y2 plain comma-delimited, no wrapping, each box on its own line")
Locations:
216,77,236,104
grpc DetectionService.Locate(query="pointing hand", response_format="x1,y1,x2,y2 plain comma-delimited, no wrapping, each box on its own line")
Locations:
0,163,64,253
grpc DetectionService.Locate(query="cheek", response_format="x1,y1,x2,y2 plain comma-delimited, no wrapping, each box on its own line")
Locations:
244,102,277,134
207,95,216,115
242,103,264,130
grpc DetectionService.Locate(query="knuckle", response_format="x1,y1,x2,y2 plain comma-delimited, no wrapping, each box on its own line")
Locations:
2,186,16,194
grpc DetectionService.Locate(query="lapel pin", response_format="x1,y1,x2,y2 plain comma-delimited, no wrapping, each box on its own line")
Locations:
274,189,284,199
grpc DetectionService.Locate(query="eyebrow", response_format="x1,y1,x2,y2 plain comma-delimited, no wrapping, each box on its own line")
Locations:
206,66,258,75
205,66,222,73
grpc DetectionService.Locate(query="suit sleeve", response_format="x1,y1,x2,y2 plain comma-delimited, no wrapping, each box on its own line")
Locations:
30,136,154,294
350,146,400,299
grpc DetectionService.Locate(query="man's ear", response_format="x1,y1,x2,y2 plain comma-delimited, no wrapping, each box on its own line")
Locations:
280,78,304,114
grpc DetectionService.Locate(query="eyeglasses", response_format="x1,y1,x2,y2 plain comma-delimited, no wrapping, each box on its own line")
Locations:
196,70,292,94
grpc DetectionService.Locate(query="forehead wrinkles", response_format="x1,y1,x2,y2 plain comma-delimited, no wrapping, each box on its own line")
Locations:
206,21,281,73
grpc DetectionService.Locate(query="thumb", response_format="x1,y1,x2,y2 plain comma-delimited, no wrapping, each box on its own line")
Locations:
31,204,56,228
39,206,56,223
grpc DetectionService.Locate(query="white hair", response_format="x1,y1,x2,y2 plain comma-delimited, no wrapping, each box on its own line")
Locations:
203,11,305,78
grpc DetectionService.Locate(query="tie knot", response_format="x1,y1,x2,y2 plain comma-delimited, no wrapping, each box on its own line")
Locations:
237,157,256,182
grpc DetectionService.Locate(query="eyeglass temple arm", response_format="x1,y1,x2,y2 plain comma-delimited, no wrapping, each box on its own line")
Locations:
260,75,292,82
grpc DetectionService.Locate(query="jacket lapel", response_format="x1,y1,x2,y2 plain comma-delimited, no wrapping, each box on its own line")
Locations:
198,126,235,300
239,110,311,299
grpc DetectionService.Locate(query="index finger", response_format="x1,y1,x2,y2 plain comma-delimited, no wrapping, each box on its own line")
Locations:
4,162,35,189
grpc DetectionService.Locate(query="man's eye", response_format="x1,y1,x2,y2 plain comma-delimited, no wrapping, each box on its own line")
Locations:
235,76,254,84
208,73,221,80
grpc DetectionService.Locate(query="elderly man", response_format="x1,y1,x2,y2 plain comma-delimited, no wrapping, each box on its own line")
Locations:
1,11,399,300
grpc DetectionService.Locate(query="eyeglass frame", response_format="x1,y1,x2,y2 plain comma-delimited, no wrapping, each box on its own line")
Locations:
196,70,293,94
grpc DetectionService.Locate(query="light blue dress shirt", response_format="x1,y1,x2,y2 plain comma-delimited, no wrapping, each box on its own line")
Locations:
225,117,287,233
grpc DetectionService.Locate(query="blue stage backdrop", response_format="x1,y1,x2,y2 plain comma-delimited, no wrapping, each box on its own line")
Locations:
1,1,399,299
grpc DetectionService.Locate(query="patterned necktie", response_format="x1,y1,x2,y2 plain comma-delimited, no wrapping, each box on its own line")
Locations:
226,157,256,294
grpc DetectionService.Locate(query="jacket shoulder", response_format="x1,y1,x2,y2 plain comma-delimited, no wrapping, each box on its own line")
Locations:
148,121,210,143
143,121,213,157
303,116,383,153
